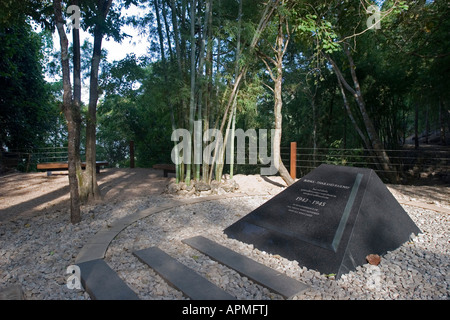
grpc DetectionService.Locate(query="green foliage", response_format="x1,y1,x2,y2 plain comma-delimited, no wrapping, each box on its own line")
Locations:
97,57,175,167
294,13,339,54
325,139,364,167
1,0,448,177
88,0,450,173
0,20,55,150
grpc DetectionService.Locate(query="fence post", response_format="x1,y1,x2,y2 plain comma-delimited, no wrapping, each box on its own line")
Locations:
290,142,297,179
130,140,135,168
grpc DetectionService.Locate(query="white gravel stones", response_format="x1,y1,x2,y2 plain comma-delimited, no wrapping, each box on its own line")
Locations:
0,193,449,300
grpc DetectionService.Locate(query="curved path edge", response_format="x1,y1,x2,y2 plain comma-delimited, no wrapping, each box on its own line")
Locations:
75,191,449,264
75,192,262,264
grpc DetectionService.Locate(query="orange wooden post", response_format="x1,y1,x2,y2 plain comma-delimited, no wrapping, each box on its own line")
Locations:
290,142,297,179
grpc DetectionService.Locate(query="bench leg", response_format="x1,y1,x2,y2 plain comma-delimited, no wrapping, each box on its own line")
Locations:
47,171,52,176
163,170,168,177
96,167,100,174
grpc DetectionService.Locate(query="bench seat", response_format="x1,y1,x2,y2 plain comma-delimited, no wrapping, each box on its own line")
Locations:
152,164,176,177
37,161,108,175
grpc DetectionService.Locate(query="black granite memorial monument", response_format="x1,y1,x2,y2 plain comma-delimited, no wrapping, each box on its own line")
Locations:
224,164,421,278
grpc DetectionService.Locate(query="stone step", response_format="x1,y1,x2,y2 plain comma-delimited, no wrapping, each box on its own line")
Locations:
182,236,309,299
77,259,139,300
133,247,235,300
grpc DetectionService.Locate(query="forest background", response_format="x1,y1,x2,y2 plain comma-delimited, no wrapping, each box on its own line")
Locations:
0,0,449,223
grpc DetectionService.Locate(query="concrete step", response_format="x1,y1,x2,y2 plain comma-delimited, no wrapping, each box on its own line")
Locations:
182,236,309,299
77,259,139,300
133,246,235,300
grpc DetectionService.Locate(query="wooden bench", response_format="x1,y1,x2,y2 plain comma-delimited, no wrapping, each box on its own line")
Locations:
152,164,176,177
37,161,109,176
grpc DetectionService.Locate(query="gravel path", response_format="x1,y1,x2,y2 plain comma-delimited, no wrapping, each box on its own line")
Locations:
0,190,448,300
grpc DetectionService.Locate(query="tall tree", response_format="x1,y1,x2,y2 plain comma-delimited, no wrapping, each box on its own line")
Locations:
52,0,131,219
53,0,82,223
257,0,294,185
79,0,114,202
70,0,84,206
208,0,280,183
185,0,196,186
228,0,242,180
325,44,396,178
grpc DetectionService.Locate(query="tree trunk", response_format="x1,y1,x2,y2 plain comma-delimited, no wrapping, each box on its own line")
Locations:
335,71,371,151
207,0,280,183
425,104,429,144
229,0,242,180
273,68,293,185
216,98,235,180
326,46,397,182
439,97,446,145
334,69,383,170
216,0,241,181
161,0,173,60
312,98,317,167
53,0,81,223
81,27,102,202
447,101,450,142
81,0,112,202
229,103,237,179
156,0,180,183
259,8,294,186
72,0,81,109
203,0,213,182
185,0,197,186
71,0,83,194
169,0,186,182
194,0,211,181
415,102,419,149
343,45,396,180
154,0,166,65
169,0,183,74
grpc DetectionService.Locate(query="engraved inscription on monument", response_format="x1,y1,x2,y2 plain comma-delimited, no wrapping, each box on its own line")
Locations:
286,180,346,218
239,169,362,252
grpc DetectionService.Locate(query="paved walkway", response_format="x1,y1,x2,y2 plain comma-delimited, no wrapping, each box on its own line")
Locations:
74,191,316,300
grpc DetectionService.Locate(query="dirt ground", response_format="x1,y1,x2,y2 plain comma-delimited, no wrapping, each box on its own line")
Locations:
0,168,449,223
0,168,289,223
